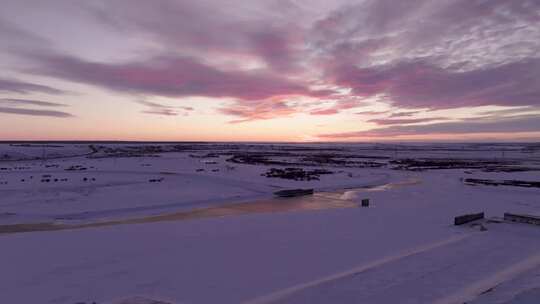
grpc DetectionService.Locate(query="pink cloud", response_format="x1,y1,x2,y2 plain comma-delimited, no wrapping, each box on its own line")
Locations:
4,0,539,129
310,108,339,115
220,99,299,123
29,53,330,101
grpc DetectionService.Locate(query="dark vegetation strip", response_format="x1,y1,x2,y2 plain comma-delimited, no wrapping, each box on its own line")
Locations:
463,178,540,188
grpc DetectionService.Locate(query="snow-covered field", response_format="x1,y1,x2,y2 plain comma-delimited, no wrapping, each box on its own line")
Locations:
0,142,539,304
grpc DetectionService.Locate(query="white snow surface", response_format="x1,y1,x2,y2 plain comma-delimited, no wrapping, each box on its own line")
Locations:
0,142,539,304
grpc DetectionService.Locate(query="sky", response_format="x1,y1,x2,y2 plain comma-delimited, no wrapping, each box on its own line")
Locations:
0,0,539,142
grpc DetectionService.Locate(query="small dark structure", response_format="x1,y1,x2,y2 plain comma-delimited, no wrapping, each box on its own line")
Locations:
454,212,484,225
504,213,540,226
361,198,370,207
274,189,314,197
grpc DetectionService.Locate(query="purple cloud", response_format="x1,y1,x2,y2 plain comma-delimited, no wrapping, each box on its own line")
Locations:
0,78,64,95
0,98,66,107
80,0,540,115
0,18,49,51
0,97,73,118
1,0,539,132
0,107,73,118
87,0,306,73
319,115,540,138
328,59,540,110
142,109,178,116
389,111,421,118
313,0,540,66
368,117,447,126
311,0,540,114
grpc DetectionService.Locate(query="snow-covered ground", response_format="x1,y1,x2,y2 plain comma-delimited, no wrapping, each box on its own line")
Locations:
0,142,539,304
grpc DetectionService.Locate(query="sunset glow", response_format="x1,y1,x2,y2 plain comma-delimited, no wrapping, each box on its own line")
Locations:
1,0,539,141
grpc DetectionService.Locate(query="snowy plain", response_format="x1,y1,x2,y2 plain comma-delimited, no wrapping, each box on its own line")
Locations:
0,142,539,304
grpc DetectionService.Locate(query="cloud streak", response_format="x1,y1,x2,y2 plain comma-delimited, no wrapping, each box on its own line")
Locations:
137,100,193,116
368,117,447,125
220,99,298,123
319,115,540,138
310,108,339,115
0,107,73,118
0,98,67,107
0,78,64,95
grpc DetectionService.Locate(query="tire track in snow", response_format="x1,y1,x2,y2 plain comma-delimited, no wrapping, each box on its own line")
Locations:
431,252,540,304
241,233,472,304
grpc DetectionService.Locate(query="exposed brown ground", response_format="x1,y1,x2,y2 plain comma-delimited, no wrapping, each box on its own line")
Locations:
0,193,357,235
